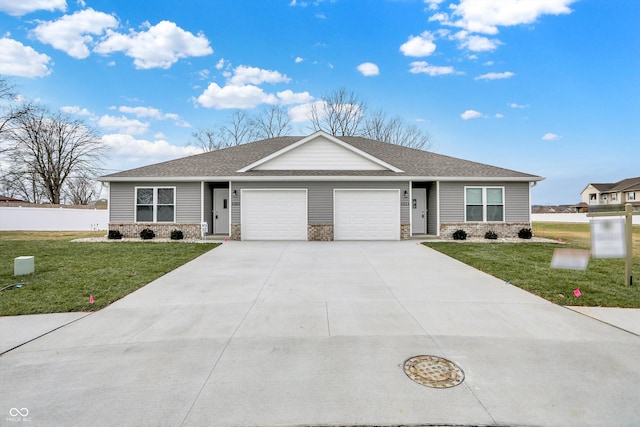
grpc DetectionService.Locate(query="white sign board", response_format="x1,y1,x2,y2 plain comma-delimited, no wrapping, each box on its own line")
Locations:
551,249,590,270
590,218,626,258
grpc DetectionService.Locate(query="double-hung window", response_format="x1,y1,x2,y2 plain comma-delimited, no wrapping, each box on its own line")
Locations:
628,192,636,201
465,187,504,222
136,187,175,222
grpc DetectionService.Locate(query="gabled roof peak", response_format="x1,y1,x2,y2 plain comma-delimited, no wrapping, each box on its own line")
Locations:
237,131,404,173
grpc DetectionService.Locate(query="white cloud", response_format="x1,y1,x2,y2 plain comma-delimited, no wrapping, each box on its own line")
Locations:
357,62,379,76
98,115,149,135
288,101,325,123
102,133,200,164
116,106,190,127
475,71,514,80
118,106,164,119
542,132,560,141
277,90,313,105
0,0,66,16
425,0,445,11
196,83,278,109
495,113,504,118
461,109,483,120
409,61,457,76
228,65,290,85
440,0,576,34
400,31,437,57
61,106,93,116
510,103,528,108
0,38,51,77
95,20,213,69
461,34,501,52
215,58,225,70
32,8,118,59
295,56,304,63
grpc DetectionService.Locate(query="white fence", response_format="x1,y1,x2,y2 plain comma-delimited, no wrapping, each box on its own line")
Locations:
0,206,109,231
532,213,640,225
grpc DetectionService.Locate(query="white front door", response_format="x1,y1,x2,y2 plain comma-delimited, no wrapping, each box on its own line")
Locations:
213,188,229,234
411,188,427,235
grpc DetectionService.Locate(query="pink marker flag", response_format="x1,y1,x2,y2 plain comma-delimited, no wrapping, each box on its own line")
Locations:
573,288,581,297
89,295,95,304
223,238,227,242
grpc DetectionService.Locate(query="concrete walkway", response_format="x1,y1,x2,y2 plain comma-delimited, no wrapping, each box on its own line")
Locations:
1,241,639,427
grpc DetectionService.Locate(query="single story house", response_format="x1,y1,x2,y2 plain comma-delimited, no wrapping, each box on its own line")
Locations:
581,177,640,207
99,131,544,240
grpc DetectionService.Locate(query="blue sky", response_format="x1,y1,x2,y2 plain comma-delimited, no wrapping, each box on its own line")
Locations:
1,0,638,204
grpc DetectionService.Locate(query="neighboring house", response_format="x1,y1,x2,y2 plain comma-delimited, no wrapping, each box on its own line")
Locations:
581,177,640,207
99,131,544,240
0,196,26,203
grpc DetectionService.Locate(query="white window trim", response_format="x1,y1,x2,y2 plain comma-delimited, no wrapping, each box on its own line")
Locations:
464,186,505,223
628,192,636,201
135,186,176,223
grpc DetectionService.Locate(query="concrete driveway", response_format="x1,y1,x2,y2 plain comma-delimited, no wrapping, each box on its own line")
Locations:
1,241,639,427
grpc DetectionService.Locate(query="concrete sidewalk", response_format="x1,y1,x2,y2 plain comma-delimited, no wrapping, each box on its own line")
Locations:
1,241,639,427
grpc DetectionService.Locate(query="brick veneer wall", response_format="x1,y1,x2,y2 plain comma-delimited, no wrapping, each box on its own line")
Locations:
440,222,531,239
231,223,409,241
400,223,410,240
308,224,333,241
109,223,201,239
231,224,241,240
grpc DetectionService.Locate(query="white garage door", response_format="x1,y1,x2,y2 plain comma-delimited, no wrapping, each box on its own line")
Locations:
241,189,307,240
334,189,400,240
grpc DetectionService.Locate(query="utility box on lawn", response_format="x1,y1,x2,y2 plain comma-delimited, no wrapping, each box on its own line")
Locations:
14,256,34,276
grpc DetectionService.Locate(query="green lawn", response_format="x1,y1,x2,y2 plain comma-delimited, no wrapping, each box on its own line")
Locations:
0,232,218,316
423,223,640,308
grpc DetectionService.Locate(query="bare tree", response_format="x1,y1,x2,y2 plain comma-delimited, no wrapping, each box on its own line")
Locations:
0,77,31,153
308,88,366,136
0,168,45,203
63,174,101,205
6,106,105,204
254,105,292,139
191,110,261,153
191,128,230,152
362,110,432,150
220,110,258,146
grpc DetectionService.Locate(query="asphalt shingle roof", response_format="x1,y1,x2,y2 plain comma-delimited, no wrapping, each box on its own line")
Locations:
101,135,542,180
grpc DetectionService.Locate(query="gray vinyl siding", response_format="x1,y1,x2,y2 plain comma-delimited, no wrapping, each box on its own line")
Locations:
427,182,438,234
109,181,201,223
231,181,410,224
439,181,531,223
504,182,531,222
203,183,213,233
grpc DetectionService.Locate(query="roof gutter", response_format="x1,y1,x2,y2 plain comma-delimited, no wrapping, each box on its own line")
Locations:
99,175,545,183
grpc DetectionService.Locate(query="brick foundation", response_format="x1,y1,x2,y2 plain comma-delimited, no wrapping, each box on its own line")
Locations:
230,223,410,241
400,223,410,240
440,222,531,240
231,224,241,240
308,224,333,241
108,223,202,239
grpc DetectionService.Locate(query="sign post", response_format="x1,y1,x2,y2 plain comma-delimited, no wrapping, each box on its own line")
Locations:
588,203,637,286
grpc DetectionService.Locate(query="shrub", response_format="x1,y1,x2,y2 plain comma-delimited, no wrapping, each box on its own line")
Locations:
485,230,498,240
140,228,155,240
170,229,184,240
108,230,123,240
518,228,533,239
452,229,467,240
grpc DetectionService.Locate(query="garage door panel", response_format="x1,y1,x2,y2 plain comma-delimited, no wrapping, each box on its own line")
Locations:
241,190,307,240
334,190,400,240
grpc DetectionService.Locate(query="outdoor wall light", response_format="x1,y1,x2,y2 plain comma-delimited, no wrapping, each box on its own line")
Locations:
403,190,409,198
232,190,238,197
